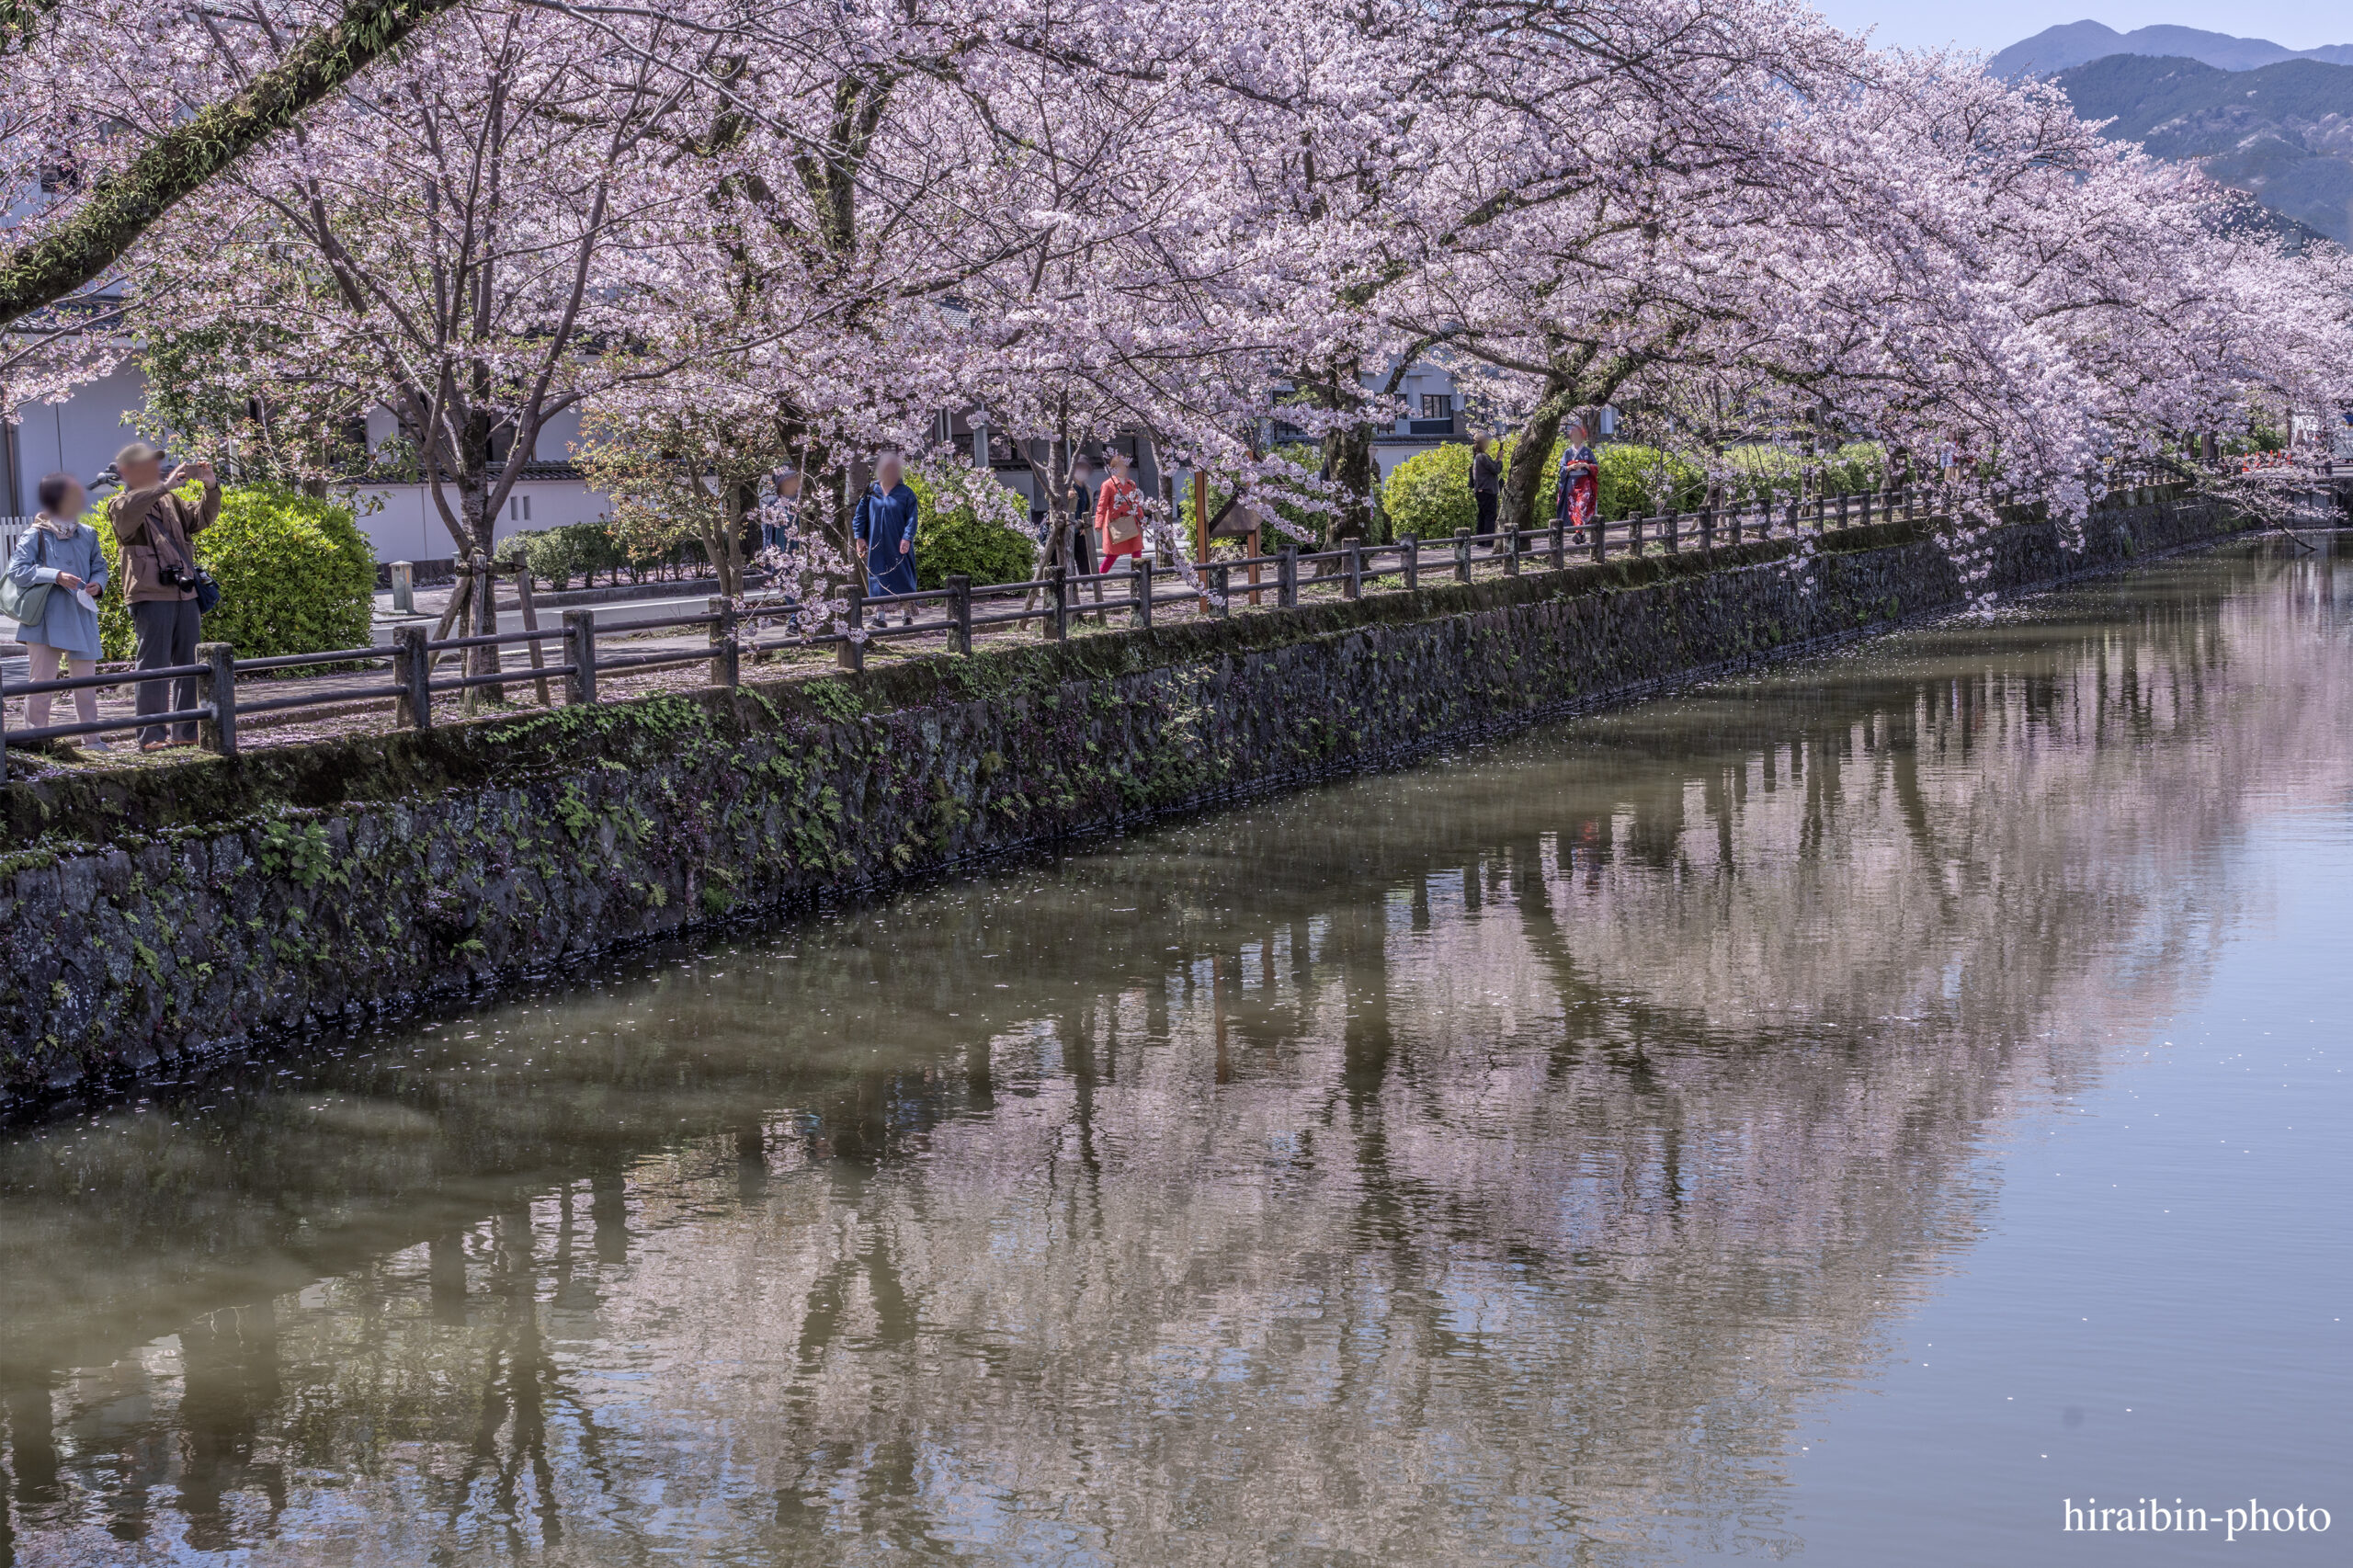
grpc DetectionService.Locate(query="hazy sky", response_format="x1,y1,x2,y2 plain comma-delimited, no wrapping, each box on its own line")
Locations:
1809,3,2347,56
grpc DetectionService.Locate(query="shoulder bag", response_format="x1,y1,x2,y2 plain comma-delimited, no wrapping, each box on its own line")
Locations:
1102,482,1143,546
0,529,54,628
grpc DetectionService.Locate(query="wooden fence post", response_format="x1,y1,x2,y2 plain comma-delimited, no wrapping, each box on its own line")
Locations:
949,574,973,653
196,642,237,757
1453,528,1472,583
1549,517,1564,569
1212,562,1231,617
1402,535,1419,590
1345,542,1363,600
1278,546,1298,608
709,597,739,688
1503,528,1520,576
1699,506,1715,553
393,625,432,729
838,585,865,671
1591,514,1607,562
1047,565,1068,641
464,550,504,713
1662,510,1679,554
1134,561,1154,629
564,609,600,702
514,562,552,707
427,560,472,670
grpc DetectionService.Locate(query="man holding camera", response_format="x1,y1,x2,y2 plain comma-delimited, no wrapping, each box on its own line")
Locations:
107,442,219,751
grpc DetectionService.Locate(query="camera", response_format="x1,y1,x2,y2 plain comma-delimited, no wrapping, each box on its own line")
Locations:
157,562,216,592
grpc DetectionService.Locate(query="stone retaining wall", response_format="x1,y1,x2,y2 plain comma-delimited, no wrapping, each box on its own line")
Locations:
0,495,2244,1089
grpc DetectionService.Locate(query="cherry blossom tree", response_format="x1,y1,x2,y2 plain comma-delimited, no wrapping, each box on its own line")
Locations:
0,0,481,378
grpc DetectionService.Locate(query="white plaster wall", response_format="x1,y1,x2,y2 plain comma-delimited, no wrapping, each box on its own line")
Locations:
344,479,614,562
9,362,150,511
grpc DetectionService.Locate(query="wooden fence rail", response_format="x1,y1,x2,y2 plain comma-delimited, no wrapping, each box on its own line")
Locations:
0,472,2198,780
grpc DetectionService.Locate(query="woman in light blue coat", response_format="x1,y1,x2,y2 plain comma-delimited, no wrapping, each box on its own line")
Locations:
9,472,109,742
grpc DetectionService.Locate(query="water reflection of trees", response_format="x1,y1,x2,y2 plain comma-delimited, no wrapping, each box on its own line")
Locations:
0,550,2347,1564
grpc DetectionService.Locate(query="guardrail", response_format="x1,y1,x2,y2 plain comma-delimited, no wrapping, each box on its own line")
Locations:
0,474,2190,779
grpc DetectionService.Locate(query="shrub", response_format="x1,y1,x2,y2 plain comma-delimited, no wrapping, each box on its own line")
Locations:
518,520,624,589
1381,443,1477,541
1722,445,1803,505
1820,441,1887,495
1596,444,1704,521
1380,437,1559,540
97,483,376,660
908,466,1038,589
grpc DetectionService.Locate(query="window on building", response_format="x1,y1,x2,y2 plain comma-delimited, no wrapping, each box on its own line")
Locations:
509,494,533,523
1419,393,1453,420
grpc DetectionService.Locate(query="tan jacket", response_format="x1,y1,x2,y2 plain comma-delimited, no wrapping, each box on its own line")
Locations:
108,482,220,604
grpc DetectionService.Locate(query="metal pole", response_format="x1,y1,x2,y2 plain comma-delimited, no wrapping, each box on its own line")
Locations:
196,642,237,756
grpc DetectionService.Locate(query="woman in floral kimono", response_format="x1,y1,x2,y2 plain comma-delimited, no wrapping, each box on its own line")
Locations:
1554,417,1598,541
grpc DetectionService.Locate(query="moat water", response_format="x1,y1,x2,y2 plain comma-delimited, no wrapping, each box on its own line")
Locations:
1,541,2347,1566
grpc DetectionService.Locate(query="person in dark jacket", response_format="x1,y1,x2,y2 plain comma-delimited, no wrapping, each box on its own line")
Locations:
1470,437,1501,545
106,442,219,750
852,451,920,626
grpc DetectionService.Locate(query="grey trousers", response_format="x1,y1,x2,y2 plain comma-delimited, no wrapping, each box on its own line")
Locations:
131,597,202,745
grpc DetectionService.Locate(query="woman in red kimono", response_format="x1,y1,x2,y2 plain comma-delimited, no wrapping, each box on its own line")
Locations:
1554,417,1598,542
1093,449,1147,569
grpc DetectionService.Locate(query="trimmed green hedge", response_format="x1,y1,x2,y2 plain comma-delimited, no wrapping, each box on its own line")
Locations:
909,472,1037,590
1721,442,1886,502
97,483,376,660
498,522,628,590
1381,438,1557,540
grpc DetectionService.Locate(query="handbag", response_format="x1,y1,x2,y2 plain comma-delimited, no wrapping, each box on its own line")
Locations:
0,529,54,628
1102,482,1142,546
158,518,222,614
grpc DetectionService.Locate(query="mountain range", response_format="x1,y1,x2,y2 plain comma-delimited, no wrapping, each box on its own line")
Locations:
1982,25,2353,248
2056,53,2353,246
1990,22,2353,77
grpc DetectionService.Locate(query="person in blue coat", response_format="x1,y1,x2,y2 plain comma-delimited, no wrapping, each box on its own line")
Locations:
852,451,920,626
8,472,110,745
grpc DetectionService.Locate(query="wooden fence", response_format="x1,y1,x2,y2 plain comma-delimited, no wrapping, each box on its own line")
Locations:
0,474,2193,780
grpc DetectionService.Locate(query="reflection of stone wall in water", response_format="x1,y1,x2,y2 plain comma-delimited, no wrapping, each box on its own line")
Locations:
4,546,2348,1562
0,495,2258,1087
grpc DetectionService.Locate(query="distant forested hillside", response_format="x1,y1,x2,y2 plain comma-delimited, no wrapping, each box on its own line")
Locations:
2058,54,2353,246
